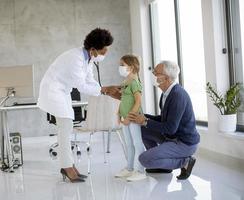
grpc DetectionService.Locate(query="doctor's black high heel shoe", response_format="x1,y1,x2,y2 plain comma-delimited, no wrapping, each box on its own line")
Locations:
60,168,85,183
73,165,88,179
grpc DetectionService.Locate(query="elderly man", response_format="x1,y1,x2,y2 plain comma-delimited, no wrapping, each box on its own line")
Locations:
127,61,200,180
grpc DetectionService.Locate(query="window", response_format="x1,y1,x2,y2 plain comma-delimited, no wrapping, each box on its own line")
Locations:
150,0,178,64
150,0,208,123
178,0,207,122
225,0,244,128
150,0,178,113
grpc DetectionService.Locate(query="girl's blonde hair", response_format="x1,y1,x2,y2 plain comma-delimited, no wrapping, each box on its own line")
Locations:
121,54,140,74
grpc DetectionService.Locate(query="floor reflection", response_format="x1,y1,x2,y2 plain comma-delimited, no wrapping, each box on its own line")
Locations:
0,135,243,200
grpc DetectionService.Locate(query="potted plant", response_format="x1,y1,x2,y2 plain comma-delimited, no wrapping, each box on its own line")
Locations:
206,82,241,132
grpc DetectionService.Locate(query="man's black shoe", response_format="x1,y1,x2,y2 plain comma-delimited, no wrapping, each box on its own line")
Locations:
177,157,196,180
146,168,172,173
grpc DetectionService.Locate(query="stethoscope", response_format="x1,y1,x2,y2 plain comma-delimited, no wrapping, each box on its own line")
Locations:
93,62,102,87
85,47,102,87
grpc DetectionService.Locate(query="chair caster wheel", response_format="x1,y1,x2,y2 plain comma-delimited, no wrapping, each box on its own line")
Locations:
86,147,90,152
77,151,81,155
52,152,57,156
71,146,74,150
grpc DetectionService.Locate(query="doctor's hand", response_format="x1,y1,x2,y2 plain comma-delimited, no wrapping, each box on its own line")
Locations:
127,112,146,125
101,86,121,100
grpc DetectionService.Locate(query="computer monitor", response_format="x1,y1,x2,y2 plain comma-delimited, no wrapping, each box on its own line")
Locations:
0,65,34,99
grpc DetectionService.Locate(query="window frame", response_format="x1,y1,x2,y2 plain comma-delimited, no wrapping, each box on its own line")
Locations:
149,0,208,126
224,0,244,131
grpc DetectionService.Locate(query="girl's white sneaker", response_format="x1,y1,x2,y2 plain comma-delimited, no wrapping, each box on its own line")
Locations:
126,171,147,182
115,168,133,178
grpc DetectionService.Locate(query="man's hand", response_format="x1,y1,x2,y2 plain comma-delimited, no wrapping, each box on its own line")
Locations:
121,118,130,126
101,86,122,100
127,112,146,125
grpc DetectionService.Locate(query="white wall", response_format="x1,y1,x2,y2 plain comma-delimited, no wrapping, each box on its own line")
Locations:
200,0,244,161
0,0,131,137
129,0,155,115
130,0,244,162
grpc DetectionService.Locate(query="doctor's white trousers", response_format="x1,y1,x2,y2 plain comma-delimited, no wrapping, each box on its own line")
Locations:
56,117,74,168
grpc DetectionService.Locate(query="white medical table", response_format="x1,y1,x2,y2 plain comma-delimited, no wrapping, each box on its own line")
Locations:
0,101,88,172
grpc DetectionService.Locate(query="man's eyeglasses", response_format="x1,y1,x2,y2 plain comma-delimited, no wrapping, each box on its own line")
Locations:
152,70,167,77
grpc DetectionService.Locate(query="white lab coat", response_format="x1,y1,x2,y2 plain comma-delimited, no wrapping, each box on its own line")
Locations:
37,47,101,119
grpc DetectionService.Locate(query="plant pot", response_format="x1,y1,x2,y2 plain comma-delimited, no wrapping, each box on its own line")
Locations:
218,114,237,132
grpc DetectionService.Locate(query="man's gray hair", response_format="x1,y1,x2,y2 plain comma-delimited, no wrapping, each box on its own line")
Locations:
161,60,180,81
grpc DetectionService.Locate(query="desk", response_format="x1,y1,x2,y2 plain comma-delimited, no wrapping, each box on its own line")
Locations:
0,101,88,172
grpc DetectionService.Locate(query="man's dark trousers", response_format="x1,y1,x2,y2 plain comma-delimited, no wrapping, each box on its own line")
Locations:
139,126,198,170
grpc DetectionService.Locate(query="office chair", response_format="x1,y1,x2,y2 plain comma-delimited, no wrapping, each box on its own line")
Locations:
48,88,87,157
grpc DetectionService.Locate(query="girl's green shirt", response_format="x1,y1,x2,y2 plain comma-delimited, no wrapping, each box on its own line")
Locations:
119,78,143,118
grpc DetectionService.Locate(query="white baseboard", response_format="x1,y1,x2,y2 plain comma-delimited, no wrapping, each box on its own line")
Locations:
197,147,244,173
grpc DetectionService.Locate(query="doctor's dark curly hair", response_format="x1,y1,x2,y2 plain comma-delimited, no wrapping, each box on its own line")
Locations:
83,28,113,50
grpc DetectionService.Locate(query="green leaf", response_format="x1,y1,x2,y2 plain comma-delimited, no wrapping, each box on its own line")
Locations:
206,82,241,115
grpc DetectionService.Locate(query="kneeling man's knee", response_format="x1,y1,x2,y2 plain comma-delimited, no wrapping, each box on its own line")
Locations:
139,152,150,167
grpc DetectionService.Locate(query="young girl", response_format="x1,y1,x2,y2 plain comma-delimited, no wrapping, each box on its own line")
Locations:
115,55,146,181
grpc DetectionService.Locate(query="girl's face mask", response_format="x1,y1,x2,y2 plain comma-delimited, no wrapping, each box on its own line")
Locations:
119,65,130,77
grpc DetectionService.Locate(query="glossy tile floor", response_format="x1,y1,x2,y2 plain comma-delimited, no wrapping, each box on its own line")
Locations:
0,132,244,200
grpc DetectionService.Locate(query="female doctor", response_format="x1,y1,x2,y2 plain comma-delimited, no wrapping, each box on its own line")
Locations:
38,28,117,183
